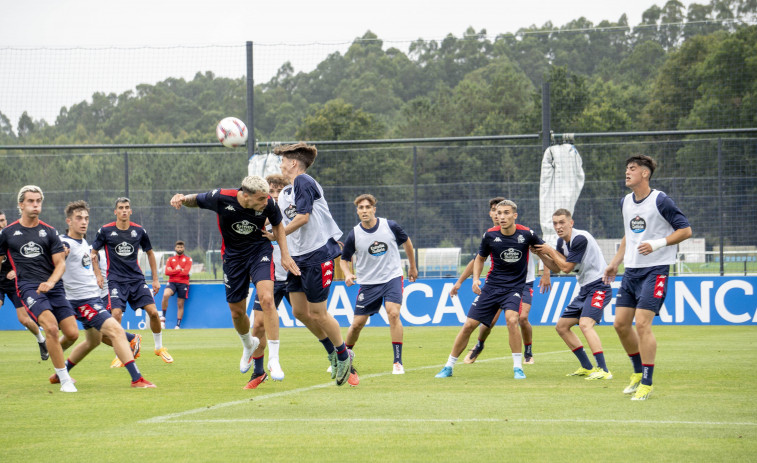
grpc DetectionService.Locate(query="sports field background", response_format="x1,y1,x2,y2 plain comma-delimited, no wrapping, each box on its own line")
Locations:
1,325,755,462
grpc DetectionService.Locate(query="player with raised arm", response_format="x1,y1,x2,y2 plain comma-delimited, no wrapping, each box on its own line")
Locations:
245,173,293,388
603,155,691,400
340,194,418,386
0,209,49,360
450,198,550,365
274,142,354,386
161,240,191,329
0,186,79,392
52,201,155,388
170,175,298,389
92,197,172,364
534,209,614,380
436,200,544,380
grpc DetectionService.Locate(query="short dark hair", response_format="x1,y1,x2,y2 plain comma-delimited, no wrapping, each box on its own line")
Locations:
274,142,318,169
489,197,505,208
65,200,90,218
265,173,289,188
115,196,131,208
553,208,572,219
175,240,185,246
626,154,657,178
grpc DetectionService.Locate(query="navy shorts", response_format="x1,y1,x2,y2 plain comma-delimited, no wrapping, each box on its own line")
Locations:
561,278,612,323
100,296,112,312
1,282,22,308
253,280,289,312
223,247,274,304
109,280,155,311
354,276,404,316
17,282,75,323
521,282,534,306
286,259,335,304
616,265,670,315
467,283,522,327
166,282,190,299
69,297,112,330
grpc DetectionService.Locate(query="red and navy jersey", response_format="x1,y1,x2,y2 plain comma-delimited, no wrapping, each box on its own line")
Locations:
92,222,152,283
478,224,544,288
196,188,282,261
0,220,64,285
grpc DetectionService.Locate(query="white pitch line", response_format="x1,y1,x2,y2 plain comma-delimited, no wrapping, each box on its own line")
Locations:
139,350,565,424
161,418,757,426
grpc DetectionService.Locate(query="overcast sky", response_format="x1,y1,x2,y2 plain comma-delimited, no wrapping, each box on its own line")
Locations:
0,0,701,127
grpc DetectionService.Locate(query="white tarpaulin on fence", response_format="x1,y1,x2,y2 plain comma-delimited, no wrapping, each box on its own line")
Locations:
539,143,584,246
248,152,282,177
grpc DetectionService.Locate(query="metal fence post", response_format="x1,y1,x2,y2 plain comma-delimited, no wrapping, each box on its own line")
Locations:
413,145,419,275
124,151,129,197
541,82,551,153
718,138,724,276
246,41,255,160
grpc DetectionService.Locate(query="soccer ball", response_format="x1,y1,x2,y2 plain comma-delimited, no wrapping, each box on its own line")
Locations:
216,117,248,148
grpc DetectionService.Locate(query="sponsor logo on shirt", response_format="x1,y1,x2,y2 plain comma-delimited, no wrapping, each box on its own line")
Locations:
494,237,502,242
13,230,22,236
368,241,388,257
20,241,43,258
284,204,297,220
231,220,258,235
261,256,270,262
500,248,522,263
115,242,134,257
630,215,646,233
110,231,118,236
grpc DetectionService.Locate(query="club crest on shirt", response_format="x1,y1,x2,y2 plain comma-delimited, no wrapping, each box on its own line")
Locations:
231,220,257,235
630,215,646,233
284,204,297,220
111,288,118,296
81,253,92,269
500,248,522,263
368,241,388,257
131,230,138,238
115,242,135,256
225,205,236,212
517,235,525,243
20,241,43,258
38,229,47,238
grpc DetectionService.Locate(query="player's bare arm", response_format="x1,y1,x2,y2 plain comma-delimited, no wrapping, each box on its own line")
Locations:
170,193,199,209
91,251,104,288
471,254,486,295
450,258,475,297
146,249,160,294
283,212,310,235
38,252,66,294
271,222,300,276
603,236,626,285
638,226,693,255
339,258,357,286
403,238,418,282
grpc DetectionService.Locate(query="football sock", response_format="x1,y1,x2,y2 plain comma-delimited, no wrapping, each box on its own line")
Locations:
268,340,280,360
475,339,485,351
124,332,135,342
512,353,523,369
393,342,403,364
34,331,45,342
124,360,142,382
65,359,76,371
176,318,182,327
55,367,72,383
642,364,655,386
153,332,163,350
593,351,608,371
335,343,349,361
319,337,335,354
572,346,594,370
444,355,458,368
524,343,533,357
253,356,265,376
239,332,254,350
629,352,643,374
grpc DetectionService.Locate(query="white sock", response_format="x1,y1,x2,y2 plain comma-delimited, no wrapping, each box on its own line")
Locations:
240,332,254,349
34,331,45,342
512,353,523,369
445,355,458,368
55,367,72,383
268,340,280,361
153,332,163,350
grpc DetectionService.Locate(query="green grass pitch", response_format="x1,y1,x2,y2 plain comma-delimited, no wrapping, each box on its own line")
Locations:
1,325,755,462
